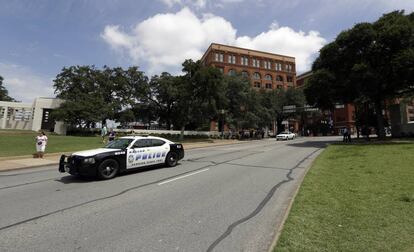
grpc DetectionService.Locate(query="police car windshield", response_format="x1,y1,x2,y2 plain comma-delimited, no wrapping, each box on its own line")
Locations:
105,139,133,149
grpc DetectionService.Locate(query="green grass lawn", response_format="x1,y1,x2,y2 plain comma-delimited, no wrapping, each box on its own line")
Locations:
0,132,104,157
275,143,414,252
0,130,215,157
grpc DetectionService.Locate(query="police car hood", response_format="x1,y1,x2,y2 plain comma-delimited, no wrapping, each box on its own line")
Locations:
72,148,121,157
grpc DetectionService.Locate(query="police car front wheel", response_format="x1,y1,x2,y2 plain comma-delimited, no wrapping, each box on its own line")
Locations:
166,152,178,167
97,159,119,179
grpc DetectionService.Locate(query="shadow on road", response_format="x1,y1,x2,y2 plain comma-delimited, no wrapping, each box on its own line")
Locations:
55,163,182,184
55,175,95,184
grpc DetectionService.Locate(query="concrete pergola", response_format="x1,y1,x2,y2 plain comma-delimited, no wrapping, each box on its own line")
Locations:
0,97,66,134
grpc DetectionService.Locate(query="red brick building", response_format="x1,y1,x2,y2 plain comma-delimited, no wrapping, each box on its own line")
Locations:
296,71,355,135
201,43,297,90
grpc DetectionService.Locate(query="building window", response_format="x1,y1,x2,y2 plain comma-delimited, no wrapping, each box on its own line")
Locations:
407,100,414,123
286,64,293,72
228,55,236,64
253,72,261,79
215,53,224,62
265,74,272,81
263,61,271,69
275,63,282,71
254,82,261,88
287,76,293,82
252,59,260,68
241,71,249,77
277,85,283,89
241,56,249,66
276,75,283,82
265,83,272,89
218,67,224,73
228,69,236,76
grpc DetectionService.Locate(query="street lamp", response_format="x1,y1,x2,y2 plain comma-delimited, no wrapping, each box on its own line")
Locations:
219,109,225,139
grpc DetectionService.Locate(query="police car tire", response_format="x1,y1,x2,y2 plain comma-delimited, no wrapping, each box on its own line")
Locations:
97,159,119,179
165,152,178,167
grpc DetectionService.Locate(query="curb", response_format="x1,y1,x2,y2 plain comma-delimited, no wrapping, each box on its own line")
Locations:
0,163,59,173
267,148,323,252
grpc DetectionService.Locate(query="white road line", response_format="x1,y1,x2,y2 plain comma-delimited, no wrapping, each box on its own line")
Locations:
158,168,210,185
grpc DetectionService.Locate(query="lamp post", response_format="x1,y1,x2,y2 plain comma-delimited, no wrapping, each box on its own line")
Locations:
219,109,225,139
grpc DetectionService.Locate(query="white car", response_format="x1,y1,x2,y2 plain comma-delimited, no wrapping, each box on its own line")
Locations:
276,131,296,141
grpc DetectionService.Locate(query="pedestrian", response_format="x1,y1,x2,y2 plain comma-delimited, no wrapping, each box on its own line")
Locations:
347,128,352,142
343,128,349,142
108,128,116,142
35,131,48,158
101,125,107,143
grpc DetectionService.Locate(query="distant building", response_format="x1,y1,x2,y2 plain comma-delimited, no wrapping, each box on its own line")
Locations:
389,98,414,137
296,71,355,135
0,97,67,134
201,43,297,90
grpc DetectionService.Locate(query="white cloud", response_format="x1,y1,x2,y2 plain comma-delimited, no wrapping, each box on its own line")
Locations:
158,0,244,9
102,8,326,74
235,27,326,73
159,0,183,8
0,63,54,103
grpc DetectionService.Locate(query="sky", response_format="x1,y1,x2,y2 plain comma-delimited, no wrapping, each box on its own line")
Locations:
0,0,413,102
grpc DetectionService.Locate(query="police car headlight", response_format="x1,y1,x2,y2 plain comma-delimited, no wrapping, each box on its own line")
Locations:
83,157,95,164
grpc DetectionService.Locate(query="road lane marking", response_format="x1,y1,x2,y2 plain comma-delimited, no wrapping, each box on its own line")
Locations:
157,168,209,185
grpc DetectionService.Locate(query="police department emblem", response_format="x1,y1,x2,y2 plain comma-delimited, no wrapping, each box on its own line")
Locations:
128,155,134,163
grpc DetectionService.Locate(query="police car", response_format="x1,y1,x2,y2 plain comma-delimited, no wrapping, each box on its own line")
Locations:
59,136,184,179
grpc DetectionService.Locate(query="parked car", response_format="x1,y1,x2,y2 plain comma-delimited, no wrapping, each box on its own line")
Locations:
59,136,184,179
276,131,296,141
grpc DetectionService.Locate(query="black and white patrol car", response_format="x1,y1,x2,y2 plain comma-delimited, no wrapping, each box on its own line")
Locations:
59,136,184,179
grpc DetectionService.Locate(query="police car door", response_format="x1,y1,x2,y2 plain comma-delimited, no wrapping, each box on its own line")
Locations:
126,139,152,169
150,139,170,164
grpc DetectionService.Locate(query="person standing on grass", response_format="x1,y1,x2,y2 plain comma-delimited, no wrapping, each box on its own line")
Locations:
35,131,48,158
101,125,107,143
343,128,349,142
108,128,116,142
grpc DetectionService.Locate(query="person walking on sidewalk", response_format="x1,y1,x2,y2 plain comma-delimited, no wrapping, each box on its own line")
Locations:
101,125,107,143
35,131,48,158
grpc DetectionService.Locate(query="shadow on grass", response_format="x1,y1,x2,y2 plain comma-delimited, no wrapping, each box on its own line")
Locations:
287,139,340,148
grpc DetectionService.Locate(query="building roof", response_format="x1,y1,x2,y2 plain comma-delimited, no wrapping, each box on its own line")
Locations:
200,43,295,63
296,70,312,81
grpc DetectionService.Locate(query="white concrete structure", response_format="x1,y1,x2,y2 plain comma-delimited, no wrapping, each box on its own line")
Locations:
0,97,67,134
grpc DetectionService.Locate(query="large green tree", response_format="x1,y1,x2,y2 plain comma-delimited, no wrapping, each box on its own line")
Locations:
0,75,15,101
145,72,181,130
305,11,414,138
53,65,147,128
175,59,226,139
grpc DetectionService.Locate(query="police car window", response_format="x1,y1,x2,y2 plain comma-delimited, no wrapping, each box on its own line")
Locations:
151,139,165,147
105,139,133,149
133,139,151,148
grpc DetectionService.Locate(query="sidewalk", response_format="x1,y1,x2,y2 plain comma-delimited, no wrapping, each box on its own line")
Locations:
0,139,248,172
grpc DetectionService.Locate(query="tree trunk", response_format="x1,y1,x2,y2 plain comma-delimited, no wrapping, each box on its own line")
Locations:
179,125,185,142
167,120,171,130
375,100,386,139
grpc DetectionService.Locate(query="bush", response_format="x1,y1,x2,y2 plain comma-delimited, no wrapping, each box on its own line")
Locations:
66,128,100,136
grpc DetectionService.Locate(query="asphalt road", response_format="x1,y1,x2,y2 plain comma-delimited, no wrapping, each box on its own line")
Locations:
0,137,338,252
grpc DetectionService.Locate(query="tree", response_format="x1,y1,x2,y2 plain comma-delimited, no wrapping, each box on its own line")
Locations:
264,88,306,133
175,59,226,140
222,74,252,129
0,75,15,101
306,11,414,138
53,65,148,128
145,72,181,130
